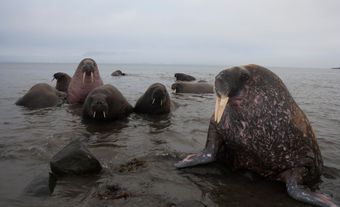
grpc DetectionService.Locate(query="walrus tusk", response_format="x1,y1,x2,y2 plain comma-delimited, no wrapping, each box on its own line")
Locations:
152,98,155,104
82,72,86,84
91,72,94,83
160,99,163,107
214,96,229,123
103,111,106,118
93,111,96,118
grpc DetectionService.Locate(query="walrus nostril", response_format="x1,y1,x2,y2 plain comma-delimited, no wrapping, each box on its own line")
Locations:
96,101,102,105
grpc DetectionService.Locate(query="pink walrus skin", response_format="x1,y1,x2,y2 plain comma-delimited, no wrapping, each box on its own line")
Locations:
67,58,103,104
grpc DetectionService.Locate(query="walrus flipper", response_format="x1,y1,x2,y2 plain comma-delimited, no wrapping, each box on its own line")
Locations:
175,120,222,169
284,169,338,207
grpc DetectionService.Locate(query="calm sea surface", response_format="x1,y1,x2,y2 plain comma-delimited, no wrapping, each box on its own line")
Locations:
0,63,339,207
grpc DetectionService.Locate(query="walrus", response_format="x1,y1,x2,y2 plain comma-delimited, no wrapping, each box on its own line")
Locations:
67,58,103,104
52,72,71,93
82,84,133,121
134,83,171,114
175,64,337,207
174,73,196,81
171,82,213,94
16,83,66,109
111,70,126,76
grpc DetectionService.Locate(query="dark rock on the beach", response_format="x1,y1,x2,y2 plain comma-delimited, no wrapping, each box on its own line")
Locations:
111,70,126,76
174,73,196,81
50,139,102,176
176,200,207,207
23,172,57,196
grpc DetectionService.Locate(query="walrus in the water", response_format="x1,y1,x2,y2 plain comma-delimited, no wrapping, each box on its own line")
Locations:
171,82,213,94
52,72,71,93
175,64,337,207
174,73,196,81
82,84,133,121
68,58,103,104
134,83,171,114
16,83,66,109
111,70,126,76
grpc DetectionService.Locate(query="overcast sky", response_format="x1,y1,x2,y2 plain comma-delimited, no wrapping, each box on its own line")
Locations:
0,0,339,67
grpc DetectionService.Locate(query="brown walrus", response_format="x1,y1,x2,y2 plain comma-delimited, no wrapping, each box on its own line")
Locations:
67,58,103,104
15,83,66,109
134,83,172,114
82,84,133,121
175,64,337,207
171,82,213,94
174,73,196,81
52,72,71,93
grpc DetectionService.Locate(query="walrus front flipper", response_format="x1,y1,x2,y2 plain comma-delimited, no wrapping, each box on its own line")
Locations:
284,169,338,207
175,120,222,169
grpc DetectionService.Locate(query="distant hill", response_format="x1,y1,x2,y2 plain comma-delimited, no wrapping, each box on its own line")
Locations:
331,67,340,69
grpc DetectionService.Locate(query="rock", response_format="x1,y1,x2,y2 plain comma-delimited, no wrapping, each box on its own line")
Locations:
23,172,57,196
50,139,102,176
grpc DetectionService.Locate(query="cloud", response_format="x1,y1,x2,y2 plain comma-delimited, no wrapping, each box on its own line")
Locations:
0,0,340,67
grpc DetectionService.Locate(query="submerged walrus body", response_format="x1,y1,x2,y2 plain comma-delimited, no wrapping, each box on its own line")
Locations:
67,58,103,104
16,83,66,109
175,65,337,207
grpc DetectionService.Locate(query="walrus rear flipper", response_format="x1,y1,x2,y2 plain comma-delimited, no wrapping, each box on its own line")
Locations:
175,119,222,169
284,168,338,207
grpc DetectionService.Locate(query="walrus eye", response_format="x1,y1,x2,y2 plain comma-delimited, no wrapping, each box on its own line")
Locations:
240,73,249,81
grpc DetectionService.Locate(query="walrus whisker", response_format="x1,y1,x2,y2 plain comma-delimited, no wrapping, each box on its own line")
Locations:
91,72,94,83
93,111,96,118
152,98,155,104
82,72,86,84
214,96,228,123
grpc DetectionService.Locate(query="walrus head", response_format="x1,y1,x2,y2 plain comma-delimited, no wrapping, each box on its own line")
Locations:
150,83,169,107
171,83,182,93
214,66,250,123
84,93,109,120
78,58,97,84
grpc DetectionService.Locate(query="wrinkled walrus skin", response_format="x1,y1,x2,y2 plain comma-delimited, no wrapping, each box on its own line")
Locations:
175,64,337,207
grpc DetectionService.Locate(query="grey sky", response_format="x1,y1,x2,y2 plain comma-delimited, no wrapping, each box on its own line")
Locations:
0,0,339,67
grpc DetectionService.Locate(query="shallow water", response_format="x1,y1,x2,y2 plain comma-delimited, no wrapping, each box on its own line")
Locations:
0,63,339,207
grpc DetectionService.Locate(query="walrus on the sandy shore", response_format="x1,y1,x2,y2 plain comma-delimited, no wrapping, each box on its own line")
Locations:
171,82,213,94
67,58,103,104
53,72,71,93
16,83,66,109
83,84,133,121
134,83,171,114
174,73,196,81
111,70,126,76
175,64,337,207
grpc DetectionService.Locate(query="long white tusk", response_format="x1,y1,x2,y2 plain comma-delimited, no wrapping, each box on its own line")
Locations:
152,98,155,104
214,95,229,123
103,111,106,118
91,72,94,83
160,99,163,107
82,72,86,84
93,111,96,118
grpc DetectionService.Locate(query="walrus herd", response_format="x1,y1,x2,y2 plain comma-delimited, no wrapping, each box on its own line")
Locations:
15,59,338,207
